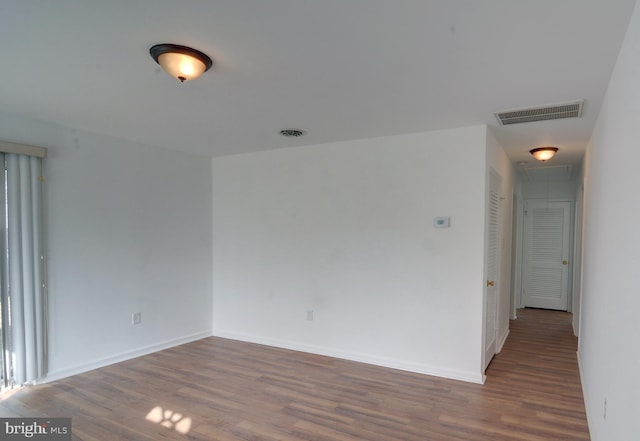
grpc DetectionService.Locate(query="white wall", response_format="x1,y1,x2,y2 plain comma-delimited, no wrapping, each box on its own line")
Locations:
520,179,577,200
0,113,213,380
580,1,640,439
212,126,488,383
485,129,515,353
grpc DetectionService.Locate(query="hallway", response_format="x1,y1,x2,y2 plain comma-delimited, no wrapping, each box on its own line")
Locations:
483,307,589,439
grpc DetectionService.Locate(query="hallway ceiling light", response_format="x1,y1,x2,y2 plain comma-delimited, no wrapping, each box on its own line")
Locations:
530,147,559,162
150,44,213,82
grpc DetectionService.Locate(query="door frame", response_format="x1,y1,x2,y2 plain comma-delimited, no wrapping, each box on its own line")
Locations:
572,183,585,336
483,169,502,372
516,198,575,311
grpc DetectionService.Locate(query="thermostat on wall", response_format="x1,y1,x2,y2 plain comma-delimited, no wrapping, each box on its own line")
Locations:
433,217,451,228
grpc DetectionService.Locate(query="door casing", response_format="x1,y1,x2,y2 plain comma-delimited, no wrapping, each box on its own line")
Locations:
521,199,573,311
483,170,501,371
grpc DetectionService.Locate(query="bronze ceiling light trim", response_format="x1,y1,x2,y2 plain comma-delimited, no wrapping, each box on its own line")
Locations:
530,147,559,162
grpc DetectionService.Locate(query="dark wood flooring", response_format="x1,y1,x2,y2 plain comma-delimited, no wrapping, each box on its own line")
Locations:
0,308,589,440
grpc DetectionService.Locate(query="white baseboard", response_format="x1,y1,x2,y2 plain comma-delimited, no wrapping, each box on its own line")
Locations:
42,330,213,383
496,328,510,353
214,330,485,384
576,349,594,438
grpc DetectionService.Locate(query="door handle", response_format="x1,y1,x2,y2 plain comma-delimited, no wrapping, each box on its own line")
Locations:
562,260,568,265
487,280,494,287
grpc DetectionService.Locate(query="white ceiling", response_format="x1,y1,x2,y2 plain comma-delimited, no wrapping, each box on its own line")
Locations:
0,1,636,168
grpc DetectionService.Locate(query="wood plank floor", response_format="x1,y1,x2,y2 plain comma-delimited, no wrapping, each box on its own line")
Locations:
0,308,589,440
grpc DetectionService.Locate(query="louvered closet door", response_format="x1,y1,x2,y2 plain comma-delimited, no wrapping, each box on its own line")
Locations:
484,172,500,371
523,201,571,310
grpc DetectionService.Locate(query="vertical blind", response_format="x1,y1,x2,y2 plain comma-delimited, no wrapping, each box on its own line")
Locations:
0,151,47,388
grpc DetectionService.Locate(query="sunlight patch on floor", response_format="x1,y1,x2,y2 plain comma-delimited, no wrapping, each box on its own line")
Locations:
0,386,23,402
145,406,192,435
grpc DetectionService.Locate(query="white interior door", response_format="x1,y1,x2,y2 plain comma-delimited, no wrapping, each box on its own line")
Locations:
484,172,500,371
522,200,571,310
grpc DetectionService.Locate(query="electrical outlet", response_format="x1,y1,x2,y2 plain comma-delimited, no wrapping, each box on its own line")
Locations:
306,310,314,321
132,312,142,325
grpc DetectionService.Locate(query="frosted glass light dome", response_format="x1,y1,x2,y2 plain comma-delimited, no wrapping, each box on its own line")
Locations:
150,44,213,83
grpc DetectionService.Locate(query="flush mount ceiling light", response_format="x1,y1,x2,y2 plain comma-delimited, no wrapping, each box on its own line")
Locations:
530,147,559,162
150,44,213,82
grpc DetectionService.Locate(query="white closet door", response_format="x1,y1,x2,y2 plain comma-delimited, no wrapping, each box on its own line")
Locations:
484,172,500,370
523,200,571,311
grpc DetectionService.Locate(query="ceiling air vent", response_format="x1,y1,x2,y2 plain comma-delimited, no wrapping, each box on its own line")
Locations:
279,129,307,137
495,100,584,126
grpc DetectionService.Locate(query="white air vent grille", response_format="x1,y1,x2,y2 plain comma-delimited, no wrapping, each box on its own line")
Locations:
495,100,583,126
